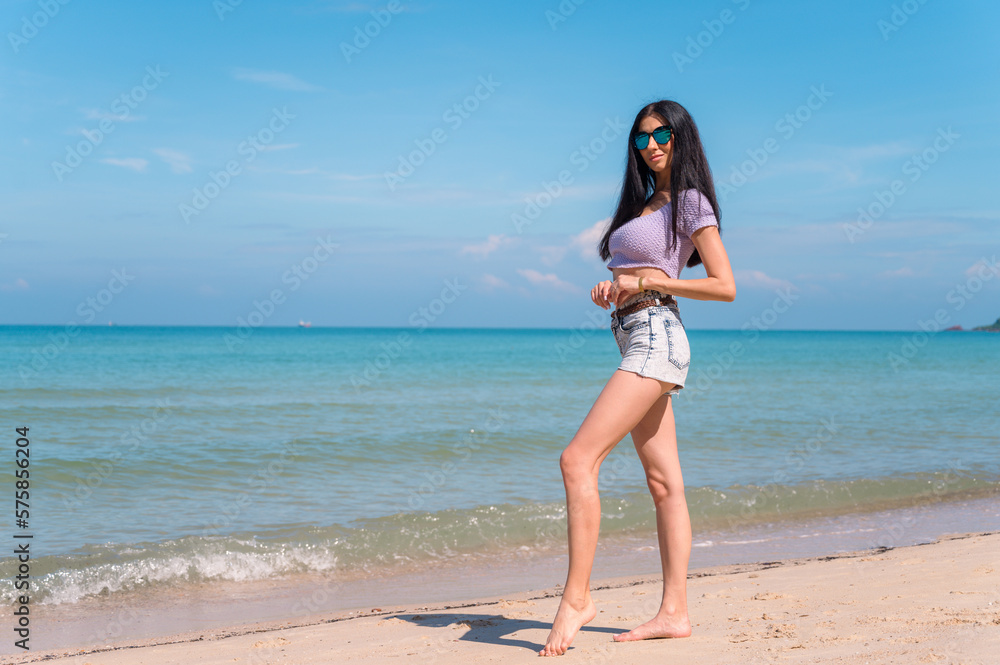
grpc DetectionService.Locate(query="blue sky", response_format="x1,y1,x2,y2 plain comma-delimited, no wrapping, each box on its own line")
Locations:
1,0,997,329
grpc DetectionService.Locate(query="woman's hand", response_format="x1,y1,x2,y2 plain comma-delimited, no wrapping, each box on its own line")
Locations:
610,274,643,308
592,275,643,309
591,280,614,309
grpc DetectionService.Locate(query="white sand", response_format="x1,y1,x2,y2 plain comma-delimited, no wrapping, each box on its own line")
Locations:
2,531,998,664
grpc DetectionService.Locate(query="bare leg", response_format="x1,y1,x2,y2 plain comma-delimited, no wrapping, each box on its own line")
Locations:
612,392,692,641
539,370,672,656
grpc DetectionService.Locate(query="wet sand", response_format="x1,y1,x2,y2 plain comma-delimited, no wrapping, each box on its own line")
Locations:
2,531,997,664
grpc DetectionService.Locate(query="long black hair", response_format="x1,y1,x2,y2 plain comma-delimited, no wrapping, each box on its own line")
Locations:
597,100,721,270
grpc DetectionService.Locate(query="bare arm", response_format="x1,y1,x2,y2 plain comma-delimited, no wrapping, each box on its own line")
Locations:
642,226,735,302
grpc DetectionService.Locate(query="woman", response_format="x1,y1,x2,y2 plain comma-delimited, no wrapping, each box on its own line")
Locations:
539,100,735,657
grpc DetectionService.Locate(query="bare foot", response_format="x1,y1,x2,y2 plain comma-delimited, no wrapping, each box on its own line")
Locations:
612,612,692,642
538,594,597,656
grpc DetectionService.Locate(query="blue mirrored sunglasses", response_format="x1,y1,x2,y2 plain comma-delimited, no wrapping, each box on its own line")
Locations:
632,125,672,150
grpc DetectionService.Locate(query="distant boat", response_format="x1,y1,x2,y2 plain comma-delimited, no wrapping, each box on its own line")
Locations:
299,320,312,328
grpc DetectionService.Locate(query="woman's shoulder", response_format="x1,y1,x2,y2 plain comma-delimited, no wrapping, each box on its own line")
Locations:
677,188,715,217
678,187,709,205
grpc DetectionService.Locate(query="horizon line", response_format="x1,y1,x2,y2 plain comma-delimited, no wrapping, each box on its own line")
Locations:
0,324,994,333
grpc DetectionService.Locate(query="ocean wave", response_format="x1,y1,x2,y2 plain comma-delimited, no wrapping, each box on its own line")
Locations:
2,470,996,606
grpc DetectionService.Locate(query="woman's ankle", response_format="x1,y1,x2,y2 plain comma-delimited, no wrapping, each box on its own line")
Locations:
559,588,593,610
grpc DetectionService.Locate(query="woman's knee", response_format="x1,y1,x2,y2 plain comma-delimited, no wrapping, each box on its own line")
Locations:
559,447,580,474
559,446,596,480
646,474,684,504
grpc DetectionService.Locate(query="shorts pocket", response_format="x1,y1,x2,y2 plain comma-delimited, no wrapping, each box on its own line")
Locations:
610,318,625,355
661,315,690,370
618,311,648,333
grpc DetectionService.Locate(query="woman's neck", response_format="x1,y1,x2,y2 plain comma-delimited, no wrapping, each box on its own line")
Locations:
653,169,671,192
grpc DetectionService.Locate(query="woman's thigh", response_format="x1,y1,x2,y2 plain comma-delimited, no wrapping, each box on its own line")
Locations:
563,369,676,470
630,394,684,491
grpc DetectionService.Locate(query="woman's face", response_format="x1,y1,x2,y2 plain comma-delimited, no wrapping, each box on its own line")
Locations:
634,114,673,173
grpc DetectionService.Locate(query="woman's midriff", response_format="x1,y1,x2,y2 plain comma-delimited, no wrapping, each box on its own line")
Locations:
611,266,673,310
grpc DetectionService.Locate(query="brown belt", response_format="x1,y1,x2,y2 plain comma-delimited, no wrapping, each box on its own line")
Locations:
612,294,676,319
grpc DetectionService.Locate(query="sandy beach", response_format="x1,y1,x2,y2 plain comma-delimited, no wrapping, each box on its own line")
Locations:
3,530,997,664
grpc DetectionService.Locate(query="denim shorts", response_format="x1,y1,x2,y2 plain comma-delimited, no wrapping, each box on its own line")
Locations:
610,291,689,396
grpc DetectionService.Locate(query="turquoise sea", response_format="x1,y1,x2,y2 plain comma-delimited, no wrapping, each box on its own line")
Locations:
1,324,998,612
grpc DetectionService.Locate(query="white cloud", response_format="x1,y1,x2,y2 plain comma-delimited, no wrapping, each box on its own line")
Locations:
327,172,384,181
197,284,223,296
733,269,795,291
100,157,148,172
232,68,324,92
251,168,382,180
832,140,917,161
459,234,519,259
480,273,510,290
258,143,299,152
82,108,143,123
964,257,1000,279
516,268,579,293
153,148,193,174
533,245,568,266
878,267,915,278
569,218,609,261
795,272,849,281
0,278,29,292
729,140,920,190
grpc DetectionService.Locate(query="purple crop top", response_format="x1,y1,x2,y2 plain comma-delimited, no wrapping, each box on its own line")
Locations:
606,188,718,279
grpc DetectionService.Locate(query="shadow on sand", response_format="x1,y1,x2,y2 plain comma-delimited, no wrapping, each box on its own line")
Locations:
397,611,622,655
